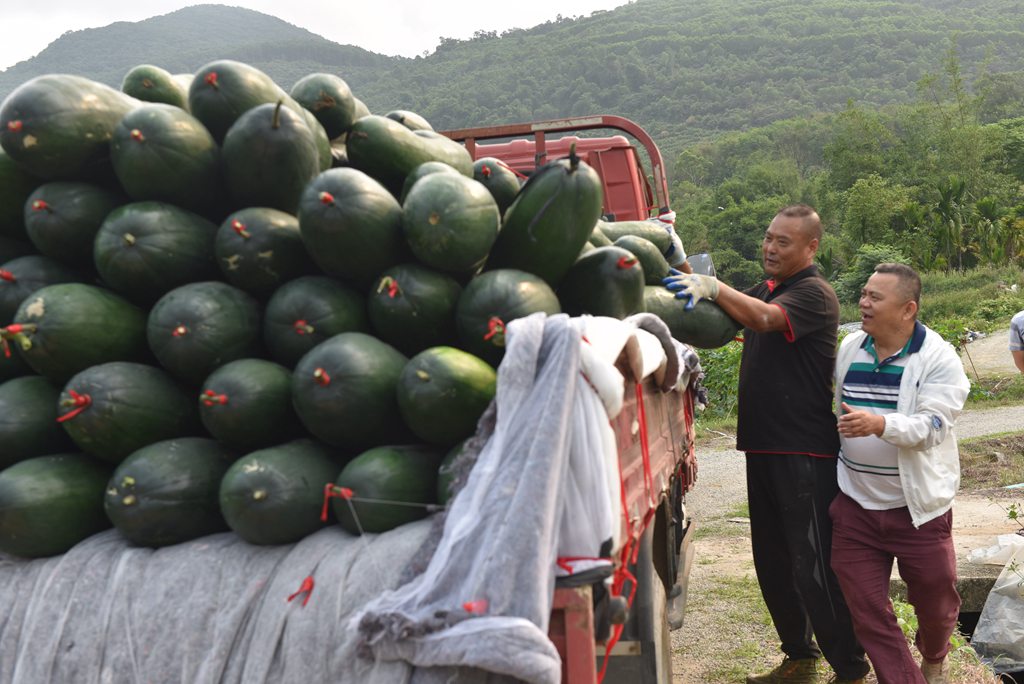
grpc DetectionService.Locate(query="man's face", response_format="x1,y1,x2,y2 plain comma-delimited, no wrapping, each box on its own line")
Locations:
859,272,912,338
762,214,816,282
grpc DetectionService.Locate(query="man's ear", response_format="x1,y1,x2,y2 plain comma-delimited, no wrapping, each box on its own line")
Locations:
905,299,919,321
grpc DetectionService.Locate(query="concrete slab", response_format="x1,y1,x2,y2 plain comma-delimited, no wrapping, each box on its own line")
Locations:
889,492,1023,611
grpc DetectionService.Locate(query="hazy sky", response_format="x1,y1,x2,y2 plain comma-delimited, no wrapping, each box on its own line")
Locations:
0,1,629,70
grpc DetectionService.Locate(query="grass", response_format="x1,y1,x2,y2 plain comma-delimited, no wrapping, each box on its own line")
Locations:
964,374,1024,408
959,431,1024,490
677,567,1001,682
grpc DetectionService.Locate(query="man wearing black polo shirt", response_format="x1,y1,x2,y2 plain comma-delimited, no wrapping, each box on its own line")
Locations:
665,205,868,684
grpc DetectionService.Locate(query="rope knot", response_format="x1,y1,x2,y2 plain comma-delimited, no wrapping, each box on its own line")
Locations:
320,483,353,521
617,256,638,269
482,317,506,345
7,120,22,132
200,389,229,406
0,269,14,282
293,319,314,335
57,390,92,423
286,575,315,607
313,368,331,386
172,325,189,337
130,129,145,142
319,191,335,206
31,199,51,212
231,219,251,238
204,72,219,87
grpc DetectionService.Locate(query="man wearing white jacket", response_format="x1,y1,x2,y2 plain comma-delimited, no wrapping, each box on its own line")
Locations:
830,263,970,684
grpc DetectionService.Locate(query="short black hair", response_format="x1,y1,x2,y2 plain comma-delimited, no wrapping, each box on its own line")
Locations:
874,262,921,306
776,204,822,242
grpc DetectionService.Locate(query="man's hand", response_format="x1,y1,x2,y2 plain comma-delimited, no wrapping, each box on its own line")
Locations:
837,402,886,438
662,271,720,310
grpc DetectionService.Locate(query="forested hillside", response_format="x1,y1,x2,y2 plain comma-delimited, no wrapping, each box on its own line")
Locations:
4,0,1024,157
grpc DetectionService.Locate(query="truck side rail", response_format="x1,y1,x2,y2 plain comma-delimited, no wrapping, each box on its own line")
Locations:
440,115,670,215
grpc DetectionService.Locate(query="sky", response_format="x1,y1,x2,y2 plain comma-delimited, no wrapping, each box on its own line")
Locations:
0,1,629,71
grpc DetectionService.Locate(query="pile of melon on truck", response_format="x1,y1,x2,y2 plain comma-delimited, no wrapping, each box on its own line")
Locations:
0,60,740,684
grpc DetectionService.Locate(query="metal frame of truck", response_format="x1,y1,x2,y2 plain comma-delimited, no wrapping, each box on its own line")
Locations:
442,117,697,684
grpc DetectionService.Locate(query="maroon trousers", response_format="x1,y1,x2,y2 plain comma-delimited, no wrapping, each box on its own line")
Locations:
829,492,961,684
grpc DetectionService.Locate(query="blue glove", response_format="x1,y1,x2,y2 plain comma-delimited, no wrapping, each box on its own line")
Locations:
662,272,720,310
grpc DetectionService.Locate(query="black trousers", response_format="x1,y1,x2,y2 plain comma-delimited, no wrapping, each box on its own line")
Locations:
745,453,869,680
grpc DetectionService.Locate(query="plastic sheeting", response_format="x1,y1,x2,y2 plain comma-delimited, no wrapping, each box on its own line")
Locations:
0,523,429,683
355,312,694,684
971,545,1024,674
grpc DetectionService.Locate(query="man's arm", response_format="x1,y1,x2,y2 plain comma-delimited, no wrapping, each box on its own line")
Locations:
712,282,789,333
1013,349,1024,374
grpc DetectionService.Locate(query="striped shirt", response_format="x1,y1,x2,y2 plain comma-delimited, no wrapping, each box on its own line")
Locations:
837,322,926,510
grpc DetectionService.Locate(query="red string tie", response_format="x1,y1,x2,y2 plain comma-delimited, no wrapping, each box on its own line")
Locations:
0,269,14,282
481,165,492,178
130,128,144,142
313,368,330,386
462,599,488,614
31,199,50,212
482,317,505,344
7,120,22,132
320,483,353,521
319,191,335,205
617,256,638,269
57,390,91,423
286,576,315,607
172,325,188,337
204,72,218,87
231,219,250,238
200,389,228,406
293,319,314,335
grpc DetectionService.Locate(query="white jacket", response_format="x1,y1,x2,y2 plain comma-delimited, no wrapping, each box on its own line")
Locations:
834,325,970,527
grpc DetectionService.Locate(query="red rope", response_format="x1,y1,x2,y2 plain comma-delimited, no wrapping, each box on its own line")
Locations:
7,120,22,132
200,389,228,406
616,256,638,269
313,368,331,386
293,319,314,335
286,576,315,607
319,191,335,206
56,390,91,423
320,483,353,522
482,317,505,343
0,269,15,282
231,219,250,238
635,383,656,508
32,199,50,212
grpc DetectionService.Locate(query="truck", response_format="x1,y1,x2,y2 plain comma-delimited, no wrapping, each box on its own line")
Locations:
0,106,700,684
442,115,700,684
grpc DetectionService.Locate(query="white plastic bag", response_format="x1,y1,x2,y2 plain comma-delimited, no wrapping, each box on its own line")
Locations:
971,545,1024,674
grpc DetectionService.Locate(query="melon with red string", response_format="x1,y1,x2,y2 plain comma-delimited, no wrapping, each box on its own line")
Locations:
262,275,369,368
57,361,202,464
2,283,148,385
0,255,83,324
146,281,262,386
366,263,462,357
556,245,645,318
198,358,301,451
454,268,561,367
290,332,411,451
472,156,521,214
330,444,444,534
214,207,314,298
219,438,343,545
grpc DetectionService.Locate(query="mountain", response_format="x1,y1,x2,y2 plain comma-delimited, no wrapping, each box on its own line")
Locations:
3,0,1024,160
0,5,393,100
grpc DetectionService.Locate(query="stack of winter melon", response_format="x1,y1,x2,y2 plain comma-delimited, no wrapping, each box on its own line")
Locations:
0,60,735,559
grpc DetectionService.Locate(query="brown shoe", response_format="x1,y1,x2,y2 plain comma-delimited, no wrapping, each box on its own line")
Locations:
746,657,820,684
921,656,950,684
